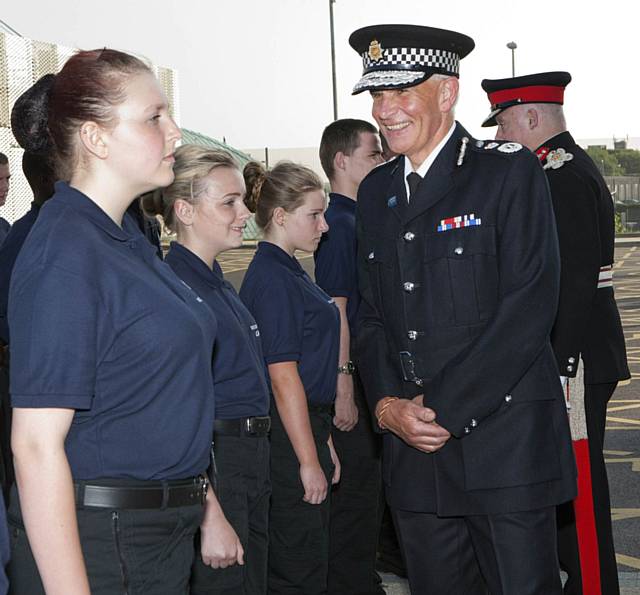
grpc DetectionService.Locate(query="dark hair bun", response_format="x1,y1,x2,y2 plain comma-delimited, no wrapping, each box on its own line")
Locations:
243,161,267,213
11,74,56,155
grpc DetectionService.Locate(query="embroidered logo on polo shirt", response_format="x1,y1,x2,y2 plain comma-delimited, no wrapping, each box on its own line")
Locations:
250,323,260,337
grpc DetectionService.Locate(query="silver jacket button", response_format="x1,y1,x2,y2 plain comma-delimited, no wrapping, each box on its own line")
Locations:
404,231,416,242
464,426,471,434
568,357,576,364
505,394,512,403
368,251,375,260
470,418,478,428
415,379,424,387
403,282,415,293
454,246,464,255
567,365,574,373
407,330,418,341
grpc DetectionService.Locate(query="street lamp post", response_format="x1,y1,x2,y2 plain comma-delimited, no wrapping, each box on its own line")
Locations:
506,41,517,77
329,0,338,120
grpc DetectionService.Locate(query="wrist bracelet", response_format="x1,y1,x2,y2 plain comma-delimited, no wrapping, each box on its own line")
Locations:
377,397,399,429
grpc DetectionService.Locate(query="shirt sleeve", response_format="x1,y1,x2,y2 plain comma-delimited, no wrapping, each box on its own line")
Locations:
314,217,356,298
9,264,99,409
245,275,305,365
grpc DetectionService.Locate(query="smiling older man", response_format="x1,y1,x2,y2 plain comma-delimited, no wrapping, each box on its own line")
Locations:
350,24,577,594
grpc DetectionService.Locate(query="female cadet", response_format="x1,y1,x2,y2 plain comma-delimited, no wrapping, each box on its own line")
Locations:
239,161,341,595
143,145,271,595
7,50,216,595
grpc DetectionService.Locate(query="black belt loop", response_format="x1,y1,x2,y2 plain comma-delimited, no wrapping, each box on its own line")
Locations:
161,479,169,510
75,480,86,511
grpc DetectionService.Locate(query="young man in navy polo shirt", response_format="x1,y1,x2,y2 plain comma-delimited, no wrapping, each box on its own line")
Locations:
315,119,385,595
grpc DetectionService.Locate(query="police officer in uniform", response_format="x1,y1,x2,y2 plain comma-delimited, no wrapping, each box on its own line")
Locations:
350,25,577,594
481,71,630,595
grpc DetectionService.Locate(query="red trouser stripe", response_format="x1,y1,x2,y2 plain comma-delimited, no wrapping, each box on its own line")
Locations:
573,439,601,595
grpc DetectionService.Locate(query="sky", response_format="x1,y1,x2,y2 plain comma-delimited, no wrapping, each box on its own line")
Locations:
3,0,638,150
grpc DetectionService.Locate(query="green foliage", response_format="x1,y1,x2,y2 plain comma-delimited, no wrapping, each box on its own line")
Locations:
585,147,624,176
615,212,625,234
615,149,640,175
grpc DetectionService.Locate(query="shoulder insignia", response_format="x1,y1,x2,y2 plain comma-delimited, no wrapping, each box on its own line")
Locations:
484,142,499,150
497,142,523,153
543,148,574,170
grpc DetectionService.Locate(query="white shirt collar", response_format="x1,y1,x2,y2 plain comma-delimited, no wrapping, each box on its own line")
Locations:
404,122,456,201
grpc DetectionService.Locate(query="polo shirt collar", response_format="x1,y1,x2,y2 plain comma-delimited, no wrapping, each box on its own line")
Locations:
168,241,224,288
328,193,356,212
256,240,305,276
54,181,137,241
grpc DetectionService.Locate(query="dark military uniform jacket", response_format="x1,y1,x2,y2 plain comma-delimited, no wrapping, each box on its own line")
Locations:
355,123,576,516
537,132,629,383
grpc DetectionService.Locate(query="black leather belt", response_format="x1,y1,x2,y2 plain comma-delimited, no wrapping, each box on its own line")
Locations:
74,476,207,509
214,416,271,437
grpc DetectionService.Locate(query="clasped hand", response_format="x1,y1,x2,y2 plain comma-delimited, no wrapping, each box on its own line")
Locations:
382,395,451,453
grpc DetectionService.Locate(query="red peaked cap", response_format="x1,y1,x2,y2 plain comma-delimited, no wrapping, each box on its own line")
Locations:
480,71,571,127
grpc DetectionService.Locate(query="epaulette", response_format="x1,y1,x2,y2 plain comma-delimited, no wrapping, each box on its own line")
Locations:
470,139,525,154
535,146,574,170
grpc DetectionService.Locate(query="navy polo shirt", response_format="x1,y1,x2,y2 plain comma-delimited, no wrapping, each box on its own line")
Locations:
165,242,270,419
314,193,360,337
240,241,340,405
0,202,40,343
9,182,217,481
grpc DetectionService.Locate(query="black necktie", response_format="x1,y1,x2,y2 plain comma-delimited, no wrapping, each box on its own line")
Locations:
407,172,422,202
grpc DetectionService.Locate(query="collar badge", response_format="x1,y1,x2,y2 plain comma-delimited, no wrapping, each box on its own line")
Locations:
543,148,574,170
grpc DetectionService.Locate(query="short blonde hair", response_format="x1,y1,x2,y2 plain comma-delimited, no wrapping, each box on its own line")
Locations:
141,144,239,232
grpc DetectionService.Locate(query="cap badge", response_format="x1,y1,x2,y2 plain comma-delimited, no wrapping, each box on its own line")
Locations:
368,39,384,62
543,148,574,170
484,142,499,150
497,142,523,153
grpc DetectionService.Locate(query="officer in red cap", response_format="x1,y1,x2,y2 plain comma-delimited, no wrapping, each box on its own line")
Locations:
350,25,577,595
482,71,630,595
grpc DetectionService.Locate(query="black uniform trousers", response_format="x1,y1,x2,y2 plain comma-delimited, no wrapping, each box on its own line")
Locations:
328,371,383,595
268,406,334,595
393,506,562,595
558,382,619,595
190,434,271,595
7,483,203,594
0,366,12,501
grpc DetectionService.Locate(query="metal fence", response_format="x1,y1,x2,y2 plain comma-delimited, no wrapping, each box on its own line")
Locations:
0,31,180,225
607,176,640,203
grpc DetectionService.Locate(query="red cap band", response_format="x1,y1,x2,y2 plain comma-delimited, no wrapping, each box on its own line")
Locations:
489,85,565,107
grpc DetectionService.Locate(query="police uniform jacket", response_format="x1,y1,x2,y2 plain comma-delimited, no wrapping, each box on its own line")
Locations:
355,123,577,516
538,132,629,383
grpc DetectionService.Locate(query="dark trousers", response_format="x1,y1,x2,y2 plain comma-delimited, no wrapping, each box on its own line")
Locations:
393,506,562,595
0,367,12,501
558,382,619,595
328,375,383,595
190,434,270,595
268,407,334,595
7,484,203,594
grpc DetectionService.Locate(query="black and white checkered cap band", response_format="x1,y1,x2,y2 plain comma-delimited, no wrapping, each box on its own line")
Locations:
362,47,460,74
353,70,426,94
